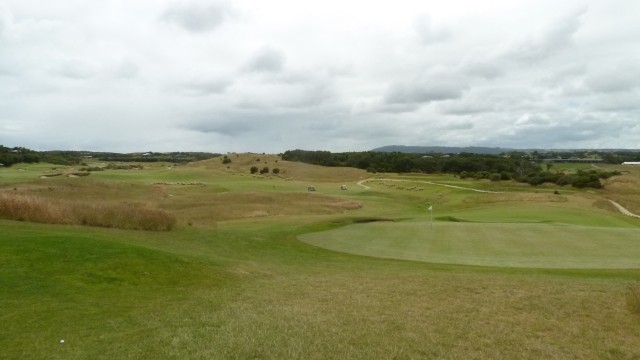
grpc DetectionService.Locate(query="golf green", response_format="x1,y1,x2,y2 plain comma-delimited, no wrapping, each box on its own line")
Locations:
299,220,640,269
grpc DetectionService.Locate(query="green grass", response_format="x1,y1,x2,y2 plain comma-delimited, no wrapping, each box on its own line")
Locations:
300,220,640,268
2,162,640,359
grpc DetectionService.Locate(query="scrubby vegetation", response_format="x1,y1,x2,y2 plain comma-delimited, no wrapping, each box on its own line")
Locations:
282,149,623,188
0,145,219,167
0,193,175,231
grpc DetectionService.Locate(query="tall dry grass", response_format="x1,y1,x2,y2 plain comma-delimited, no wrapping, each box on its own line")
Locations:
0,193,175,231
73,203,176,231
0,193,72,224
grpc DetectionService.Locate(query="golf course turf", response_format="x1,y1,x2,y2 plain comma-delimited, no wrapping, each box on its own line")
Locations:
1,156,640,359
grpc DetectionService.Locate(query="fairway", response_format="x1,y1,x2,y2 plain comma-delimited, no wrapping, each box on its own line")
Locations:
300,220,640,268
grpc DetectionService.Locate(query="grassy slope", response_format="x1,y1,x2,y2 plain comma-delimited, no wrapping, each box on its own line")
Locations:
1,158,640,359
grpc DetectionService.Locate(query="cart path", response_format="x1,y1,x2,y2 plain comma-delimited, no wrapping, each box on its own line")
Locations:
608,200,640,218
357,178,501,193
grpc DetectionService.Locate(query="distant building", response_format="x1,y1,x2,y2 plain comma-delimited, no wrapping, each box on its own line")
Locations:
622,162,640,165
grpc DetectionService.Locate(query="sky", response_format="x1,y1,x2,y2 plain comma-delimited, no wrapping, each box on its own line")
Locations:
1,0,639,153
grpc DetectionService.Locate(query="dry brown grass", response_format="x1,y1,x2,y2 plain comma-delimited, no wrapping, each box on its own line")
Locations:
0,192,175,231
0,193,72,224
192,153,369,182
603,170,640,214
164,191,362,226
73,202,176,231
628,282,640,316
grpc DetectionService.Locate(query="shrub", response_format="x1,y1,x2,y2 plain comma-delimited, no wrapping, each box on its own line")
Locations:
272,168,280,175
260,167,269,174
250,166,259,174
222,156,231,164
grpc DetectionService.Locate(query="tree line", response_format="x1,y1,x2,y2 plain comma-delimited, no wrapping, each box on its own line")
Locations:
281,149,623,189
0,146,219,166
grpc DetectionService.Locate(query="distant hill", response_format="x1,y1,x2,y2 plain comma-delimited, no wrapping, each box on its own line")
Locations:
371,145,515,155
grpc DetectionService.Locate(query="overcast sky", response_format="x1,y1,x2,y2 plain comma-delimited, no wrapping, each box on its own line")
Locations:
1,0,639,153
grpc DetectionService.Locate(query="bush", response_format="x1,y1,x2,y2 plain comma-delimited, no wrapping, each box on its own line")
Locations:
260,167,269,174
272,168,280,174
222,156,231,164
250,166,259,174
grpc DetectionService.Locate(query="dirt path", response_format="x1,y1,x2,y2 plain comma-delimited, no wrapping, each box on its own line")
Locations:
357,178,502,193
608,200,640,218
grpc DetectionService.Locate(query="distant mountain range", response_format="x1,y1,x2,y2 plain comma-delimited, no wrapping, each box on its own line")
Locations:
370,145,517,154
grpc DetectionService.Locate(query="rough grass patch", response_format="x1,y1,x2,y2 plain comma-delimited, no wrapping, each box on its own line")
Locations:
73,203,177,231
627,283,640,316
0,193,72,224
0,193,175,231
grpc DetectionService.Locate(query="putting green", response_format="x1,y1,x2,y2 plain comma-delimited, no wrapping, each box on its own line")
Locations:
299,220,640,269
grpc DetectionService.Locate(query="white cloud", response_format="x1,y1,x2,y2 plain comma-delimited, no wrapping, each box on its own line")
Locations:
1,0,639,152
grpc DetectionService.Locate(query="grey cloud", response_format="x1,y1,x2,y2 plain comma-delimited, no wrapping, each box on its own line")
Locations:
185,110,297,136
378,103,422,114
461,60,504,79
384,75,468,105
181,79,231,95
162,2,229,33
113,61,139,79
508,8,585,63
0,4,8,37
190,118,253,136
585,63,640,93
590,92,640,112
414,14,450,45
244,48,285,73
491,113,634,148
52,60,97,79
438,99,495,115
439,120,474,130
